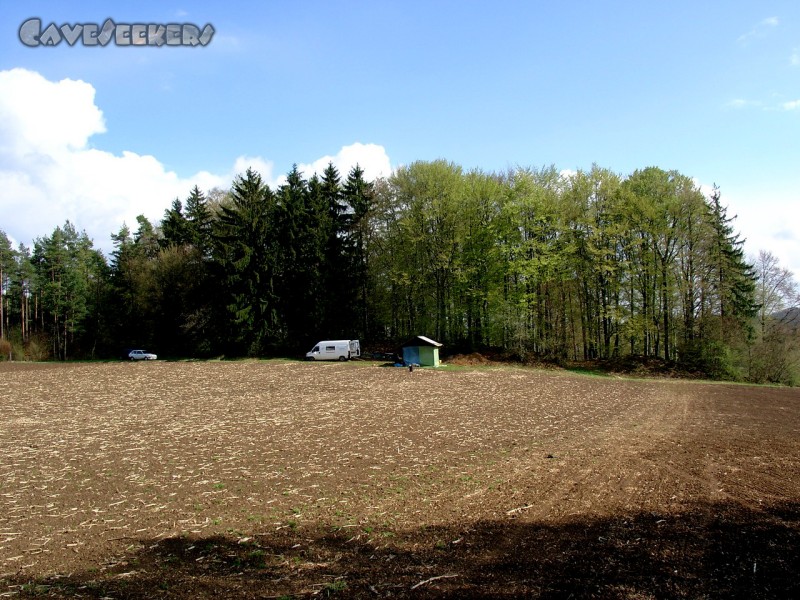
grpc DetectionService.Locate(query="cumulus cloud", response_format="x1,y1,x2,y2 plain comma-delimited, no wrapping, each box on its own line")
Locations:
782,100,800,111
230,155,278,185
211,144,392,193
0,68,105,155
0,68,392,256
0,69,207,252
284,142,393,187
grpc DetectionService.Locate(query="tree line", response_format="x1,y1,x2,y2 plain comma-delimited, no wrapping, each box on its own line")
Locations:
1,160,798,383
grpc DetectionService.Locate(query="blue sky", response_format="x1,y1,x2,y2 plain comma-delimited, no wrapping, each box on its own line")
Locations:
1,1,799,275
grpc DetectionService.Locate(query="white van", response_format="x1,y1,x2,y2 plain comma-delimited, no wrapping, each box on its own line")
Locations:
305,339,361,361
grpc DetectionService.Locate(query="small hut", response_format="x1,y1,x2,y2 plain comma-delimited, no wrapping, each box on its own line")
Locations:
401,335,443,367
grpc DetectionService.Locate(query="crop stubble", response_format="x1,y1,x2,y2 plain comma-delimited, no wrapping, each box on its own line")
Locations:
0,361,798,598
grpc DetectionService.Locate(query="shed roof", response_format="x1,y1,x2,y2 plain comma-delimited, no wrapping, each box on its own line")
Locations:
401,335,442,348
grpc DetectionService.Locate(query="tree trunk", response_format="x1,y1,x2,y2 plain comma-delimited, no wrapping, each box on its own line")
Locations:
662,262,670,362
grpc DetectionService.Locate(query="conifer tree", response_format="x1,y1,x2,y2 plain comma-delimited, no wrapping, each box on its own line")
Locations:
314,163,349,336
705,186,757,326
214,168,277,355
341,164,375,339
0,231,14,343
161,198,191,247
274,165,327,346
10,243,35,347
31,223,107,359
184,186,213,256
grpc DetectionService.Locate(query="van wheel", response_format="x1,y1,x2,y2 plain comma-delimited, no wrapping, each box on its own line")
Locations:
338,356,347,361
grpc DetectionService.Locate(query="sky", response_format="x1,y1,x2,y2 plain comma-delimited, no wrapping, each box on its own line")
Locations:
0,0,799,275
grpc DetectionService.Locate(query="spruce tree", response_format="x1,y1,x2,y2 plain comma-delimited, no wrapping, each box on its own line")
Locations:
705,186,758,326
315,163,350,337
161,198,191,247
273,165,333,347
342,164,375,340
694,186,758,377
184,186,213,257
213,168,277,355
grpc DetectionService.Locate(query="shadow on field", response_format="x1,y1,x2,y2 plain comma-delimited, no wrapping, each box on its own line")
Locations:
5,500,798,599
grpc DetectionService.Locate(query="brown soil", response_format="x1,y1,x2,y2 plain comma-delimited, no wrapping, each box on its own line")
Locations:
445,353,496,366
0,360,798,598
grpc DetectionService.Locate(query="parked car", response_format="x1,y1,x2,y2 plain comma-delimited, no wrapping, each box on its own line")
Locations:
128,349,157,361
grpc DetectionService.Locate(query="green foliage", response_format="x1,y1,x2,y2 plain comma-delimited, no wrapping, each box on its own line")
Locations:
747,315,800,385
6,159,777,382
214,168,277,355
387,160,465,342
705,186,758,324
31,222,108,360
680,336,741,380
161,198,191,247
341,164,376,340
0,230,17,343
184,185,214,256
273,165,326,347
322,580,347,596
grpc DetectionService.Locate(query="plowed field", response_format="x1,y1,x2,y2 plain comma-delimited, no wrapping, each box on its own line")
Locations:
1,360,798,598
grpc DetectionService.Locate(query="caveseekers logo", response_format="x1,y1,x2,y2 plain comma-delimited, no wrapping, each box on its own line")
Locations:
19,18,215,47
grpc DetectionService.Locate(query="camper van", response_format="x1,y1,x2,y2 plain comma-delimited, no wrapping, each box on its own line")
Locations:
305,339,361,361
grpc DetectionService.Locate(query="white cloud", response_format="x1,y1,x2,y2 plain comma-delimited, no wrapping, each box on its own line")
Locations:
0,68,105,155
791,49,800,66
723,186,800,280
737,16,779,44
230,155,278,185
773,229,796,241
723,97,800,112
0,70,206,254
0,68,392,257
285,142,393,187
725,98,758,110
223,144,393,191
692,178,715,199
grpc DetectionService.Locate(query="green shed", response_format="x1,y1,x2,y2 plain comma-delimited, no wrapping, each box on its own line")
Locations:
401,335,443,367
